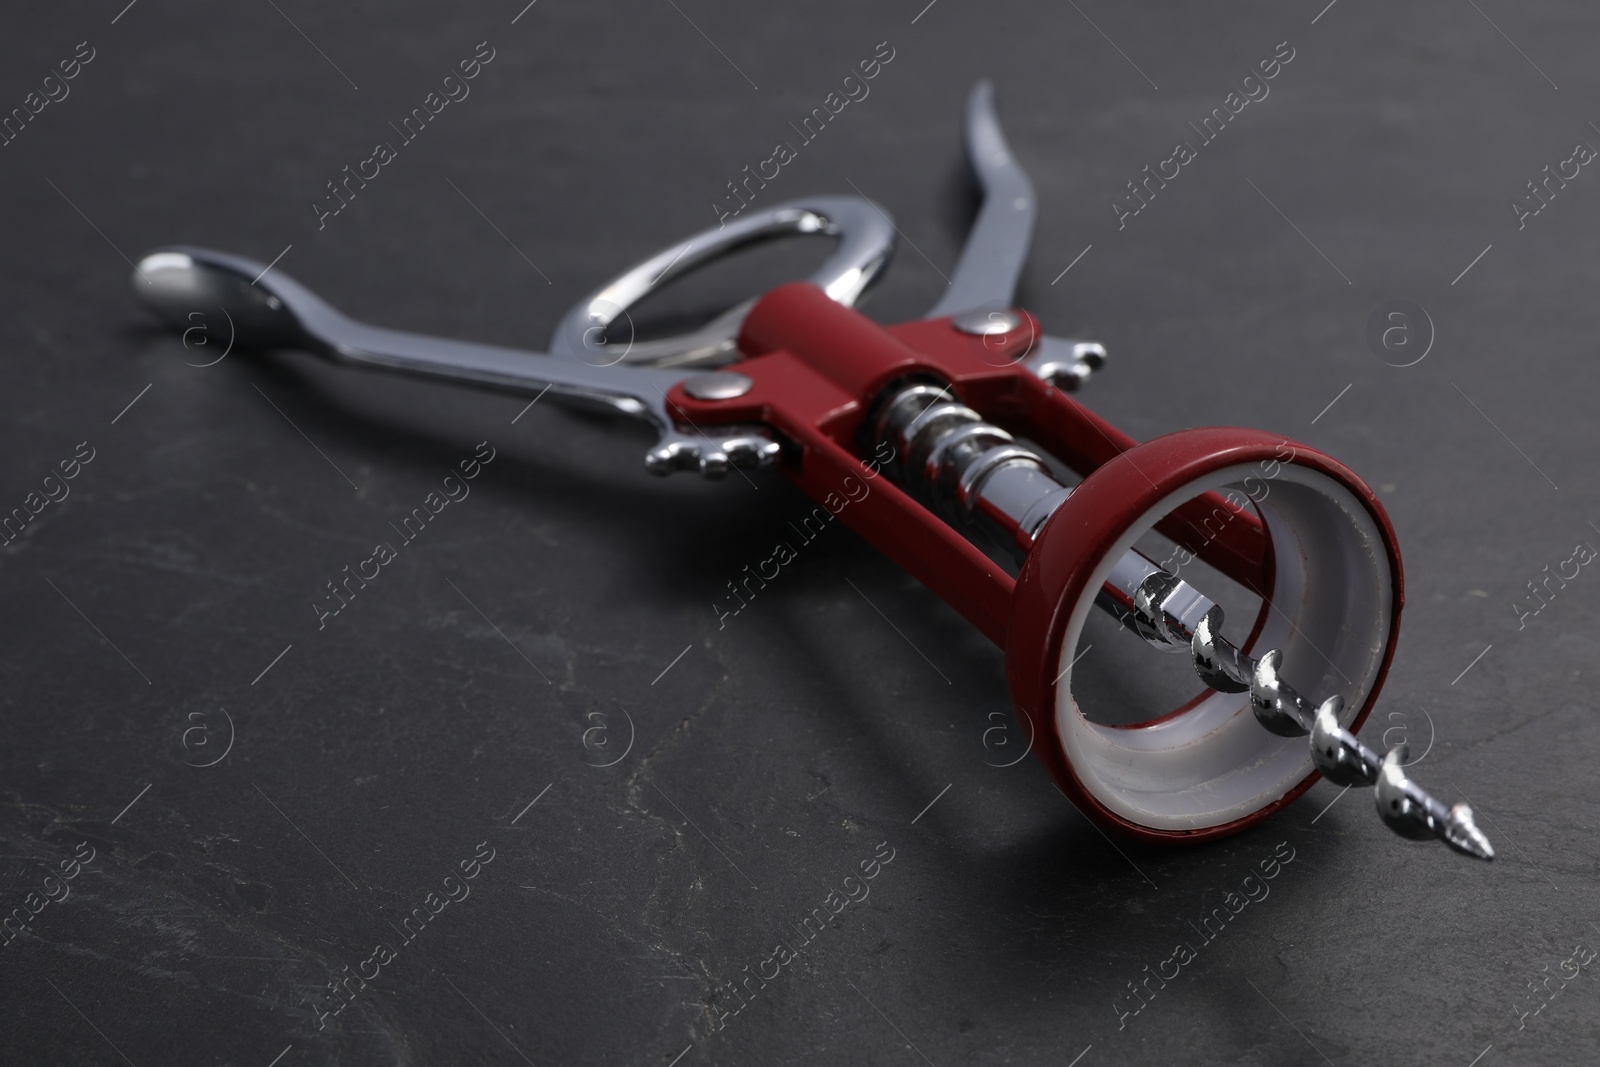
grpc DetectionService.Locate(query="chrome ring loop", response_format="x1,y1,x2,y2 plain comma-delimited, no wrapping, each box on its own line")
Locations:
548,196,896,368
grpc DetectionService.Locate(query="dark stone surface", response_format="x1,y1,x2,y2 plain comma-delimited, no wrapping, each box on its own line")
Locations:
2,1,1598,1063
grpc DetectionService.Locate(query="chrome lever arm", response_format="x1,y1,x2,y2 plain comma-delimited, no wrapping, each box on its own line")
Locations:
928,83,1106,392
131,247,778,478
926,81,1037,320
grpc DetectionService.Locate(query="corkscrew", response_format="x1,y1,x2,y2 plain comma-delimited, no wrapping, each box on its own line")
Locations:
127,83,1490,859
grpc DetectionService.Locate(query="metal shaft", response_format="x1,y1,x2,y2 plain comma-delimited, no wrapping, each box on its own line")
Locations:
869,380,1493,859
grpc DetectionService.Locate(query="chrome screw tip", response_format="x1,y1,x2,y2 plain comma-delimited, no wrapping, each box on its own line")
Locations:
1443,802,1495,861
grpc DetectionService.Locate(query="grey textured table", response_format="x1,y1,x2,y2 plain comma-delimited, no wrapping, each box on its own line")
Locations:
3,1,1598,1064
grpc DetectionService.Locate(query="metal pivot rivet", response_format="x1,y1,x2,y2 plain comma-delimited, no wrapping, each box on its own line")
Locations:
951,307,1021,336
682,371,754,400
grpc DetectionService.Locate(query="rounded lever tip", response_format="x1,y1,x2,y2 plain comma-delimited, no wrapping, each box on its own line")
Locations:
131,247,305,347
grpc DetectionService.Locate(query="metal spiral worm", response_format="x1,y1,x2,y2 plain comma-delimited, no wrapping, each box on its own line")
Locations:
873,380,1494,860
1185,596,1494,860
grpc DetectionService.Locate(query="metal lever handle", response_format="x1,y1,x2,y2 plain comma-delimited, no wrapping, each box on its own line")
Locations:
131,247,779,478
925,80,1036,320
